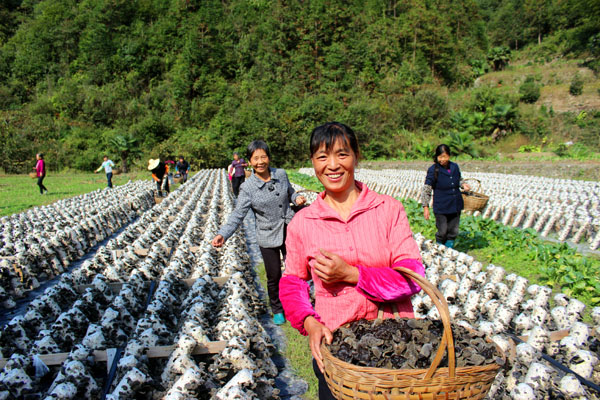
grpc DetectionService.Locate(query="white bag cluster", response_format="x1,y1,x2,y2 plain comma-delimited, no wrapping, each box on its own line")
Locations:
0,170,282,399
299,167,600,250
0,181,156,309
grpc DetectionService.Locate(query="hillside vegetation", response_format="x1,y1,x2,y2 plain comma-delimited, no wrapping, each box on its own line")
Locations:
0,0,599,173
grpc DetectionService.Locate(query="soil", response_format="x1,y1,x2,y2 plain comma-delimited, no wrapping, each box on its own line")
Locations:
360,159,600,181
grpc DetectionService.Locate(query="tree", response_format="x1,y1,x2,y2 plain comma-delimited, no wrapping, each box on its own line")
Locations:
109,133,139,173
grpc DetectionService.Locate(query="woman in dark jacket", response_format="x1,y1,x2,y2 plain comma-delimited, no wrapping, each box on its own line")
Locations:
420,144,470,248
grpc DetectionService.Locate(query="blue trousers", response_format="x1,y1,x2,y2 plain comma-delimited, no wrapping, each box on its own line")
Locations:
106,172,113,188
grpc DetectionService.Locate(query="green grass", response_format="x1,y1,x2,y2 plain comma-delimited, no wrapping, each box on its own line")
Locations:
0,172,148,216
254,262,318,400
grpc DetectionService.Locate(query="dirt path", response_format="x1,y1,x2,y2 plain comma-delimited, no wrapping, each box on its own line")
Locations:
360,159,600,181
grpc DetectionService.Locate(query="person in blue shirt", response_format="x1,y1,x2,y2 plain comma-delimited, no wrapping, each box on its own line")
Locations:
95,155,116,188
420,144,470,248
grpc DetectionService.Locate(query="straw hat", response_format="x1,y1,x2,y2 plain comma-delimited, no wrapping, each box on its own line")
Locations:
147,158,160,170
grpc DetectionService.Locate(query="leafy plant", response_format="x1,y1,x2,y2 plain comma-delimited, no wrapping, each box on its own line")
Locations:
519,76,541,103
487,46,511,71
569,73,584,96
445,131,478,158
518,144,541,153
109,133,140,173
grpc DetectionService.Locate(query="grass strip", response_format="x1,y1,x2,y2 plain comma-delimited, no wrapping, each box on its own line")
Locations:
1,172,150,216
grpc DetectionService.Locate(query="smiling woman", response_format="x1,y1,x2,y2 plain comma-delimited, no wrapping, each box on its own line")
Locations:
211,140,306,325
279,122,425,399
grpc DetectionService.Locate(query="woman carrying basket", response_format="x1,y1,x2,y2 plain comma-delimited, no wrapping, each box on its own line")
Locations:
279,122,424,399
420,144,470,249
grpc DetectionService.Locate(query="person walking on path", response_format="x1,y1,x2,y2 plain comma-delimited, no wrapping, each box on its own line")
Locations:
95,155,115,188
278,122,424,399
175,156,190,183
148,158,169,197
420,144,471,249
34,153,48,195
212,140,306,325
230,152,248,197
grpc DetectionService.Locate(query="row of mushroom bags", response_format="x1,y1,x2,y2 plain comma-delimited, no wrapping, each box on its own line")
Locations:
299,167,600,250
0,170,282,399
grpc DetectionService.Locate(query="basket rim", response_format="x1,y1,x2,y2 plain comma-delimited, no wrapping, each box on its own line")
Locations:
321,322,504,379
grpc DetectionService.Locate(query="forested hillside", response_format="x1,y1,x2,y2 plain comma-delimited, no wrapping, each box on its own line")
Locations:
1,0,598,172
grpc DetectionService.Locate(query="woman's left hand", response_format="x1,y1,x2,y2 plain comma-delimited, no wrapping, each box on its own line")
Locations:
463,183,471,191
314,249,358,284
295,195,306,206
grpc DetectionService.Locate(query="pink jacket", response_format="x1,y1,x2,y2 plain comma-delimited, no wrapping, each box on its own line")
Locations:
36,159,45,177
280,182,424,335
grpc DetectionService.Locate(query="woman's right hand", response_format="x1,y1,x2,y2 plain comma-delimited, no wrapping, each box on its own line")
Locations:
423,206,430,220
304,316,333,373
211,235,225,248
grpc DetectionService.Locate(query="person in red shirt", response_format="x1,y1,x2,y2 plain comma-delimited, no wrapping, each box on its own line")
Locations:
34,153,48,195
279,122,424,399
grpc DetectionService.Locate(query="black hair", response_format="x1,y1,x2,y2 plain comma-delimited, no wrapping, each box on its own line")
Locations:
309,122,359,158
103,155,108,159
37,153,43,159
247,140,271,160
433,144,451,163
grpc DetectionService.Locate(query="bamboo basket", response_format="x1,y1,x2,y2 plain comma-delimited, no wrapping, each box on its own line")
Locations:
461,178,489,212
321,267,504,400
244,169,252,178
29,172,37,179
112,168,121,175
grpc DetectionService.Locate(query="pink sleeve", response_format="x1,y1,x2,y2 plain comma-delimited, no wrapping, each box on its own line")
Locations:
355,259,424,302
354,199,424,302
279,275,322,336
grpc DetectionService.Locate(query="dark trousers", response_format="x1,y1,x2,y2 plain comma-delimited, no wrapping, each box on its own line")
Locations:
232,175,245,196
106,172,113,188
434,212,460,243
258,240,286,314
313,359,335,400
37,176,47,194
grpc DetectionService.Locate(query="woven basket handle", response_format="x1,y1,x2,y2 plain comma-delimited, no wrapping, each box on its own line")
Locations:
392,267,456,379
462,178,481,193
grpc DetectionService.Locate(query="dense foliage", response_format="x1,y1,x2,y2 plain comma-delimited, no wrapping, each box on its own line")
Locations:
0,0,598,172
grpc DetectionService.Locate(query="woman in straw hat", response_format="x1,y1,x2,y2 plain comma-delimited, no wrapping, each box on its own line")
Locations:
148,158,169,197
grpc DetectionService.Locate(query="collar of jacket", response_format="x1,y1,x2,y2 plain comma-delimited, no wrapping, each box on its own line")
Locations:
247,167,278,189
437,161,457,175
302,181,384,222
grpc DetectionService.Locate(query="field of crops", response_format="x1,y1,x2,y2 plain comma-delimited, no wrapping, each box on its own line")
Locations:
0,169,599,399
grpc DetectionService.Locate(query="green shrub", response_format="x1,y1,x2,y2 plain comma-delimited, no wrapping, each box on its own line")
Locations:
518,144,541,153
519,76,541,103
569,73,584,96
553,143,570,157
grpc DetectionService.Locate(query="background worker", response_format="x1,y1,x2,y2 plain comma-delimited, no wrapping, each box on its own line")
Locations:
230,152,248,197
94,155,115,188
148,158,169,197
420,144,471,248
176,156,190,183
34,153,48,195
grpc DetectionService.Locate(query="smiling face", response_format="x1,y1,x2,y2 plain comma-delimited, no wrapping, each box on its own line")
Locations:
311,137,357,196
249,149,270,174
437,152,450,168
